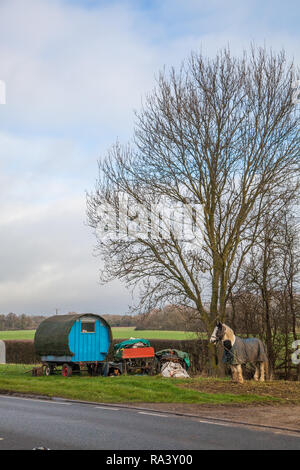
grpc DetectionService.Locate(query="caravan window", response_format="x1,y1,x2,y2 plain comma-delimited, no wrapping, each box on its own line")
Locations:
81,321,95,333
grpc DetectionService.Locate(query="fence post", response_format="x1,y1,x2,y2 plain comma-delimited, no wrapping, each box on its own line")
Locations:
0,340,6,364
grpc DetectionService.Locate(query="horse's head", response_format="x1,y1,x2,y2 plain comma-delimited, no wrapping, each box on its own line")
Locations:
209,322,235,345
209,321,225,343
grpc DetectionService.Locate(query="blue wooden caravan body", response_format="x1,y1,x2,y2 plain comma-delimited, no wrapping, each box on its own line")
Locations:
34,313,112,375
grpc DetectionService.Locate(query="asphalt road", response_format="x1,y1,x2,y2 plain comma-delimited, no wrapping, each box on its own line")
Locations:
0,394,299,450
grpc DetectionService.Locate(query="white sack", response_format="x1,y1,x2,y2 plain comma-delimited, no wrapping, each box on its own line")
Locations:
160,361,190,378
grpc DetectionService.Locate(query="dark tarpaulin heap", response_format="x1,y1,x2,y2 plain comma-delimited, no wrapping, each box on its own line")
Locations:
155,349,190,370
222,336,268,365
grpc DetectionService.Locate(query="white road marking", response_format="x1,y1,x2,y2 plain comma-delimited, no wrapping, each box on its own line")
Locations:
197,420,234,427
273,431,300,438
95,406,120,411
0,438,4,440
138,411,169,417
138,412,234,422
197,419,300,435
0,395,71,405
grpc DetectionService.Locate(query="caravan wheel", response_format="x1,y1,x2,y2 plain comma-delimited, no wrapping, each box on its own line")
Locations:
62,364,72,377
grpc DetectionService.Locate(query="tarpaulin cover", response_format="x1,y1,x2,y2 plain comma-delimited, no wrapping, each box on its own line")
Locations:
160,361,190,378
113,338,150,361
222,336,267,365
155,349,190,370
34,313,112,357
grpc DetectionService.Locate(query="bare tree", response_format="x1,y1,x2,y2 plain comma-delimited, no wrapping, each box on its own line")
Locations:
281,211,300,379
231,207,300,379
236,212,285,377
87,46,299,370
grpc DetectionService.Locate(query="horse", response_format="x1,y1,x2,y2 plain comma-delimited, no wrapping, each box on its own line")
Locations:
209,322,268,384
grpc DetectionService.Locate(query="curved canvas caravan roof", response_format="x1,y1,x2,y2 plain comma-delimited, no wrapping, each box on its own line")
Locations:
34,313,112,357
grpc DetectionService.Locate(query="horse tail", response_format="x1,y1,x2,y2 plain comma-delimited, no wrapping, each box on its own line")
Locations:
256,339,269,380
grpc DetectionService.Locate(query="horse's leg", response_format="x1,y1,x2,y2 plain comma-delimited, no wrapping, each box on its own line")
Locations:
259,362,265,381
236,364,244,384
231,365,238,382
254,363,259,381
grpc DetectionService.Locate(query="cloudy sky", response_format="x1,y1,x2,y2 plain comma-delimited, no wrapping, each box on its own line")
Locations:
0,0,299,316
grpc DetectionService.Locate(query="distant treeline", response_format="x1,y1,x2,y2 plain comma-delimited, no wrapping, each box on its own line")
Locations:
105,307,201,330
0,312,137,330
101,314,136,327
0,313,47,331
0,307,198,331
135,305,203,331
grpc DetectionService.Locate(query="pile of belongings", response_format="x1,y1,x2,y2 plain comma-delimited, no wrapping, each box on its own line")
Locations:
154,349,191,378
113,338,151,361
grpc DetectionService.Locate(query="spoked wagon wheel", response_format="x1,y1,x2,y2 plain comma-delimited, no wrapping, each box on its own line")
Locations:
62,363,72,377
44,365,52,376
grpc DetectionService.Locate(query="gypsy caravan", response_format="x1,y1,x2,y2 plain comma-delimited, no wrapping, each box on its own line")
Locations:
34,313,112,376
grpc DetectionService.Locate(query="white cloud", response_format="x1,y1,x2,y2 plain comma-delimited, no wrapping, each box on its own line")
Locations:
0,131,133,314
0,0,299,315
0,0,159,137
0,190,132,314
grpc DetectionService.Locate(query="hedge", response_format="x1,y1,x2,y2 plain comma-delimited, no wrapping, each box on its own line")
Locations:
2,338,209,373
3,340,40,364
3,338,265,379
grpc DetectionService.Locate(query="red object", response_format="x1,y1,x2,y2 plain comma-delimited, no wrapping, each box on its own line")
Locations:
62,364,72,377
122,347,155,359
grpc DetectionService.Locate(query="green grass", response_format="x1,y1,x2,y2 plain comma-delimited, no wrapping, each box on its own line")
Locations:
0,328,199,341
1,328,297,342
112,327,198,340
0,364,279,405
0,330,36,340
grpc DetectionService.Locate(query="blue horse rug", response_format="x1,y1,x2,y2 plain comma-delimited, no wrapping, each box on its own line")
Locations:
222,336,267,365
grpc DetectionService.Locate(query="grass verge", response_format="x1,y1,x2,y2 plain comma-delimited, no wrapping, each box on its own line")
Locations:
0,364,289,406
